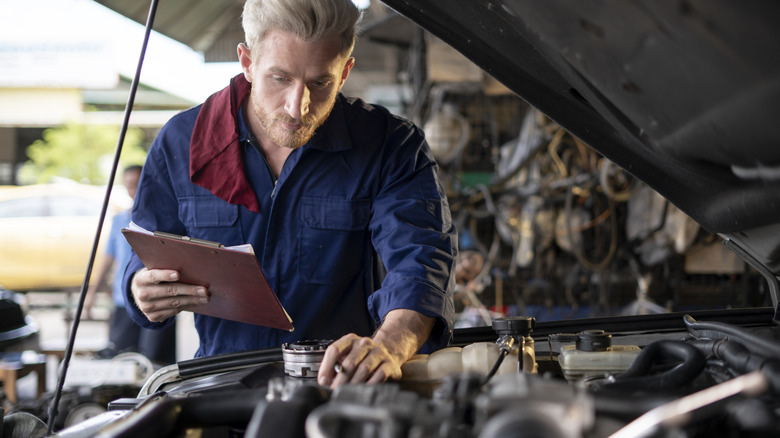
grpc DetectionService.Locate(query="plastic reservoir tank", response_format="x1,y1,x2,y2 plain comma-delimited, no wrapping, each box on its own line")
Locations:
557,330,641,381
399,337,537,394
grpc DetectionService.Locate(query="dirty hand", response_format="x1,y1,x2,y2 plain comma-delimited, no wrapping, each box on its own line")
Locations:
317,333,403,388
130,268,210,322
317,309,436,388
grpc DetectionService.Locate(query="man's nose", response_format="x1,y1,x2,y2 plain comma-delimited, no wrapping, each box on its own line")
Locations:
285,84,310,120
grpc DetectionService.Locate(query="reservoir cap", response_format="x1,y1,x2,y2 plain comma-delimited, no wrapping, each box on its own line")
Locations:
575,330,612,351
492,316,536,337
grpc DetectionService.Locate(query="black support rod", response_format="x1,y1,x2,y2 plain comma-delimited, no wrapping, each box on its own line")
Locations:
46,0,160,434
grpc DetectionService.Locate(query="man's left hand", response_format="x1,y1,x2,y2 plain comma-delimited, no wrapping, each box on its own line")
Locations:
317,309,435,388
318,334,401,387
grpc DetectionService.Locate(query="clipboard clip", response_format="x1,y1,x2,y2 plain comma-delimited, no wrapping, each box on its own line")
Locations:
153,231,225,248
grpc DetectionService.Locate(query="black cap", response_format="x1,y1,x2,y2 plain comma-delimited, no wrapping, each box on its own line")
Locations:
492,316,536,336
575,330,612,351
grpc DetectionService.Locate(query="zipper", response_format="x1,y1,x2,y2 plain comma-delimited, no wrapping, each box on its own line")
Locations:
246,137,278,199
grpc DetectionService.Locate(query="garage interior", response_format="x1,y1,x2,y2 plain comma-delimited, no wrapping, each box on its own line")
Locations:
82,1,771,326
1,1,778,436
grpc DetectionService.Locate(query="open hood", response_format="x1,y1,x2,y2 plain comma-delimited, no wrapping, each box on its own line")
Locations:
380,0,780,279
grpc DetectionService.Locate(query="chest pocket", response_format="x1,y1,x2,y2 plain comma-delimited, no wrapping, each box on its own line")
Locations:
299,197,371,284
178,195,241,244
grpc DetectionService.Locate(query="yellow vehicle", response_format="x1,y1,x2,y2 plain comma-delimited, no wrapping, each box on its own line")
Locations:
0,183,128,292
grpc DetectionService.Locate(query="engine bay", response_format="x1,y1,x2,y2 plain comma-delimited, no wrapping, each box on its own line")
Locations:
26,310,775,438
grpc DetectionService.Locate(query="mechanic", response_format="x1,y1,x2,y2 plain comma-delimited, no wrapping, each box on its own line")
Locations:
122,0,457,388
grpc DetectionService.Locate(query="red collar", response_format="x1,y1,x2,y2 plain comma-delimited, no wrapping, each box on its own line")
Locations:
190,74,261,212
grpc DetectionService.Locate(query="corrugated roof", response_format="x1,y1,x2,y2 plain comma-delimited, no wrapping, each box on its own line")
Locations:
93,0,416,64
95,0,245,62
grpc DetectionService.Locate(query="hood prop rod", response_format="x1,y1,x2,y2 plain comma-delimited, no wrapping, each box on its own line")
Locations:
722,238,780,323
45,0,160,434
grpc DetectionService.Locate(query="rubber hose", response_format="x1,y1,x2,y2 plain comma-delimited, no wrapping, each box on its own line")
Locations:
684,314,780,360
605,340,705,391
714,340,780,395
177,347,283,377
482,348,508,385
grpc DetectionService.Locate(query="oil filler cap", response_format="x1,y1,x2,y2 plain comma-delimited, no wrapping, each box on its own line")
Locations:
575,330,612,351
492,316,536,337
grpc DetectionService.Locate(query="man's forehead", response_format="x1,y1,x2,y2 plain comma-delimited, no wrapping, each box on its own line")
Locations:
252,32,347,74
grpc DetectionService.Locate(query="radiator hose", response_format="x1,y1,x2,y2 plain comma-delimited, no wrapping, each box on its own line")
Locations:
691,339,780,395
603,340,705,391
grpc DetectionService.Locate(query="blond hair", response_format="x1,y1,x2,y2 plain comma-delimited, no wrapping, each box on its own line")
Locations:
242,0,362,57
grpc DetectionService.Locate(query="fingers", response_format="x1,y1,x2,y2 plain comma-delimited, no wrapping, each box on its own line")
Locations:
317,334,402,388
131,268,210,322
318,333,355,386
330,337,372,387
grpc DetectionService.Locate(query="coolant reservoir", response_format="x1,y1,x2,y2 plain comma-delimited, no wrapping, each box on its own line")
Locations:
558,330,641,381
461,339,537,376
401,339,537,387
400,317,539,395
399,348,462,396
462,342,503,375
426,346,464,380
400,354,429,380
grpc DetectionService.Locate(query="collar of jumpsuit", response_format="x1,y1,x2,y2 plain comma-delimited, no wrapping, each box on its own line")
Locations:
187,73,354,211
189,74,259,212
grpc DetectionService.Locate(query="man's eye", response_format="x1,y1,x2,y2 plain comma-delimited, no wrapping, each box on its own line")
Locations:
272,76,289,83
311,81,331,89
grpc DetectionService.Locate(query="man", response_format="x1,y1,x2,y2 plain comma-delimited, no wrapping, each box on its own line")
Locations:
85,165,176,364
123,0,456,387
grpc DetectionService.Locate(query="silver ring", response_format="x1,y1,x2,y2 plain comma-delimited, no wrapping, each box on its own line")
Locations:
334,362,343,374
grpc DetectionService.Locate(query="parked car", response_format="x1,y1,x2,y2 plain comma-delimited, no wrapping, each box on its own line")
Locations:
8,1,779,437
0,183,127,292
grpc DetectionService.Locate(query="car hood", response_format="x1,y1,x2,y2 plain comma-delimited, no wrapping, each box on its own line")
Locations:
380,0,780,277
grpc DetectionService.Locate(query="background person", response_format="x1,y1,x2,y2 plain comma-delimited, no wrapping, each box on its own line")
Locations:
86,165,176,364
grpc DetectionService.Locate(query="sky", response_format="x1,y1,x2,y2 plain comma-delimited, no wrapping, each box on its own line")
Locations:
1,0,371,102
0,0,241,102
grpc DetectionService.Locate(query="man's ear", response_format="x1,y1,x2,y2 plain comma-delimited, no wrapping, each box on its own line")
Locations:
339,57,355,90
237,43,253,82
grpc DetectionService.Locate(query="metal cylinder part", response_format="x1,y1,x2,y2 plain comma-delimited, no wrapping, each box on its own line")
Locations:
281,340,333,378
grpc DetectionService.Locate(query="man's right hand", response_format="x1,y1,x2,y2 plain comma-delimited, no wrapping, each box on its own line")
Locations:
131,268,210,322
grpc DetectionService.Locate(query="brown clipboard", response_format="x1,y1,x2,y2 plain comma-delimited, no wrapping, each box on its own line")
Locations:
121,227,294,331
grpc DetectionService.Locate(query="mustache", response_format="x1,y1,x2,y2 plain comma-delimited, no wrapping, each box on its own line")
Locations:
277,114,316,126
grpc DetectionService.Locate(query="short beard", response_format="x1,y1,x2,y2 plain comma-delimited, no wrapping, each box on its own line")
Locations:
252,94,336,150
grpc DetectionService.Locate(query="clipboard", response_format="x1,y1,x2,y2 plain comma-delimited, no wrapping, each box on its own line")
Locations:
121,227,294,331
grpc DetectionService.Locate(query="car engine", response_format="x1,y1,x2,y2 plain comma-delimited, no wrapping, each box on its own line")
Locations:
3,312,767,438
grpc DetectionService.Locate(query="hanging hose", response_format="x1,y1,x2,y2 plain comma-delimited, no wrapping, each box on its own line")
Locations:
45,1,160,435
563,187,618,271
599,158,636,202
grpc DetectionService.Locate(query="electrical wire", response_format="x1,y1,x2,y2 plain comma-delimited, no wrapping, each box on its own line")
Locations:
45,0,160,434
563,187,618,271
482,347,509,385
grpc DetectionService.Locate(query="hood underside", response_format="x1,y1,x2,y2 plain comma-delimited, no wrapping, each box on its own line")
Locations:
380,0,780,273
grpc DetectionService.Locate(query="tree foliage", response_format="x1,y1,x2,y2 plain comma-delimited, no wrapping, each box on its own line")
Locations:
18,122,148,185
